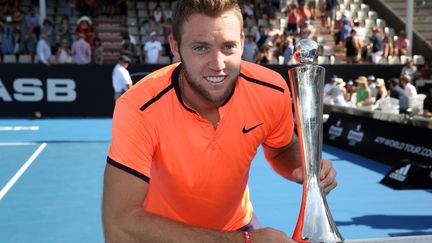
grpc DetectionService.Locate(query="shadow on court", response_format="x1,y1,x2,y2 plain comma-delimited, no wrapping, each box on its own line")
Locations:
337,215,432,232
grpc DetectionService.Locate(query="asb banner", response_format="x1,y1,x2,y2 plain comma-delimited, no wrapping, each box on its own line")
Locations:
324,111,432,166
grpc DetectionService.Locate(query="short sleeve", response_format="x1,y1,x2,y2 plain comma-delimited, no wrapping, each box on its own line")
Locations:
264,81,294,148
107,97,157,181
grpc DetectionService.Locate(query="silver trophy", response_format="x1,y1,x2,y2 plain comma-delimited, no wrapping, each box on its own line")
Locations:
288,39,343,243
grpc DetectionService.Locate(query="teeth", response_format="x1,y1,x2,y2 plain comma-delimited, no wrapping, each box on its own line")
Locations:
206,76,225,83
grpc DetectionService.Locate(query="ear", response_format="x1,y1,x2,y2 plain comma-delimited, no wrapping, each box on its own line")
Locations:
168,34,180,61
240,32,245,56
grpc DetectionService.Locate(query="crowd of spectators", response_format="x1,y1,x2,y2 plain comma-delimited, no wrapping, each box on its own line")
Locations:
324,58,432,118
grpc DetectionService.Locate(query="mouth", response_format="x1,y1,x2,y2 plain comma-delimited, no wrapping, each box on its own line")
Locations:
205,76,227,84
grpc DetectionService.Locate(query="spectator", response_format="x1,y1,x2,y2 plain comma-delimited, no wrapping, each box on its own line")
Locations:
142,17,161,42
375,78,388,101
57,15,73,48
382,35,394,59
417,62,432,80
41,18,56,49
423,85,432,118
325,0,337,30
286,4,298,35
76,16,94,49
71,33,91,64
344,80,356,103
355,76,372,107
19,6,40,61
257,42,274,64
388,78,409,113
162,18,173,62
152,5,164,23
400,58,417,82
55,39,71,64
242,34,259,62
143,31,162,64
36,32,52,65
112,55,132,100
163,2,173,20
1,15,15,55
400,74,418,101
367,75,377,99
394,30,409,56
370,28,384,64
283,39,294,64
329,78,348,106
121,33,138,64
92,37,104,64
345,29,361,64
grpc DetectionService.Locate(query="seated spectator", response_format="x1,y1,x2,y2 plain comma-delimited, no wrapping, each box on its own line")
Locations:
344,80,356,103
400,75,417,101
152,5,164,23
382,35,394,59
355,76,372,107
328,78,348,106
388,78,409,113
367,75,377,99
242,33,259,62
423,85,432,118
417,62,432,80
400,58,417,82
394,30,409,56
55,39,71,64
375,78,388,101
256,41,275,64
283,39,294,65
71,33,91,64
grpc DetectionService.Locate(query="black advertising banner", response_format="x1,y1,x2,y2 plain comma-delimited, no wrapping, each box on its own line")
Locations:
324,111,432,166
380,160,432,189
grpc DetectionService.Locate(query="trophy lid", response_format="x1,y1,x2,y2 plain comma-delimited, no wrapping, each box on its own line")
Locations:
293,39,319,64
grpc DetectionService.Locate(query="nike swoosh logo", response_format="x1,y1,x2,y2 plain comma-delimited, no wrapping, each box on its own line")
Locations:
242,123,263,134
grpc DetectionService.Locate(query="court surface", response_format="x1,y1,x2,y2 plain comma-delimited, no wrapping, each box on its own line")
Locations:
0,119,431,242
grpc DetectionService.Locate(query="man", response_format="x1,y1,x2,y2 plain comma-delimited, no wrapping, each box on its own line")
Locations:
112,55,132,100
388,78,409,114
102,1,338,242
143,31,162,64
35,33,52,65
370,28,384,64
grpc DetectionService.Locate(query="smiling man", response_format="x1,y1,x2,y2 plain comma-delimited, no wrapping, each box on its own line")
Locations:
102,1,338,242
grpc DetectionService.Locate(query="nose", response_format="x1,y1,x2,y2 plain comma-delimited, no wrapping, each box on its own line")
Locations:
208,51,226,71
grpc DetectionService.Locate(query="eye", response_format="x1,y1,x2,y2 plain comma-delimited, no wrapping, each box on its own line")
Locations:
224,43,236,51
193,45,207,54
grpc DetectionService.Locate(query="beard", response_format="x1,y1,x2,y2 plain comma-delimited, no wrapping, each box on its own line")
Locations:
180,55,239,103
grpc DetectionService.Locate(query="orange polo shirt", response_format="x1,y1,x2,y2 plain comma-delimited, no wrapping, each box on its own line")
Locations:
107,61,294,231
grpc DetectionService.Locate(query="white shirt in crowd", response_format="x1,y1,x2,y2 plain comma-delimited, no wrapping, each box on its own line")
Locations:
36,38,51,64
404,82,417,98
112,63,132,93
143,40,162,64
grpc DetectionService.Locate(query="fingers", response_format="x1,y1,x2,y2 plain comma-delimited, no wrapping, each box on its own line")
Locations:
319,160,338,194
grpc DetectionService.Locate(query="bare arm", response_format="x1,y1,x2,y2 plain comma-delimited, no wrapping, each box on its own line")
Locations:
262,134,337,194
102,163,243,243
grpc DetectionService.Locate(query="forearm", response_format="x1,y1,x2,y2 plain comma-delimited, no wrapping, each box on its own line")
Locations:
104,208,243,243
263,134,302,182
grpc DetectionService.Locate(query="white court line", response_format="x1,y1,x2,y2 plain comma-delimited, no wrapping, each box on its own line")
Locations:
0,126,39,131
0,142,39,146
0,143,47,200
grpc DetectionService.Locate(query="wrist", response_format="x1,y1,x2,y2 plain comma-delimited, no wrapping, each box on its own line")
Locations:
243,231,251,243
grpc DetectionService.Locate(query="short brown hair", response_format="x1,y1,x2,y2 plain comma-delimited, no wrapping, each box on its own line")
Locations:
172,0,243,45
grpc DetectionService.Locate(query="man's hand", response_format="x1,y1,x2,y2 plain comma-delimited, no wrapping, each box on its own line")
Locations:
249,227,297,243
291,159,337,194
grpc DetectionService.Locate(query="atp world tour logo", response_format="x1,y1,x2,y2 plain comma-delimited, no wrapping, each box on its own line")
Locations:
347,124,364,146
328,120,343,140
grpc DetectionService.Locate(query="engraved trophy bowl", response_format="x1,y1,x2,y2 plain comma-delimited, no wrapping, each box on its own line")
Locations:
288,39,344,243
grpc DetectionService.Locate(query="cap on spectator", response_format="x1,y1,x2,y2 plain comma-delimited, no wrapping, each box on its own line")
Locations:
334,78,346,87
119,55,131,63
5,15,12,22
376,78,385,87
367,75,375,81
401,74,411,82
331,75,338,81
150,31,157,36
347,80,354,86
356,76,368,85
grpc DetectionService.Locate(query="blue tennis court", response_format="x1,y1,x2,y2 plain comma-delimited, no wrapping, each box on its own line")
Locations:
0,119,431,242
